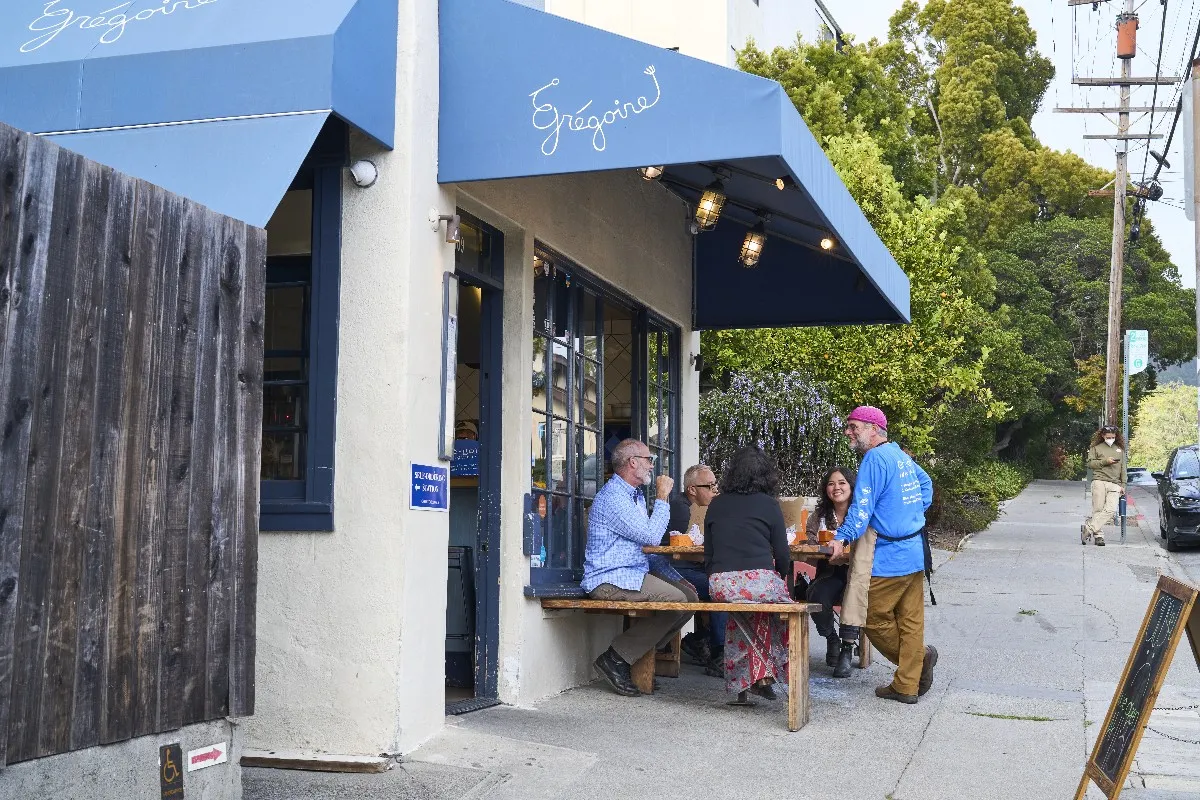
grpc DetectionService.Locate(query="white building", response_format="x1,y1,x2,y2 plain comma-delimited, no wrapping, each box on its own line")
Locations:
0,0,898,787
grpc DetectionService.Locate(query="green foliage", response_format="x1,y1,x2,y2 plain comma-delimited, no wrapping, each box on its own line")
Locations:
929,458,1030,534
698,372,853,496
1129,383,1200,472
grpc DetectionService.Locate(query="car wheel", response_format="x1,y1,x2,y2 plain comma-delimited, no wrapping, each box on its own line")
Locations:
1166,534,1180,553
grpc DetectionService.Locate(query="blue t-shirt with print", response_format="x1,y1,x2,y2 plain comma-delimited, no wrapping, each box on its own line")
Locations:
834,441,933,578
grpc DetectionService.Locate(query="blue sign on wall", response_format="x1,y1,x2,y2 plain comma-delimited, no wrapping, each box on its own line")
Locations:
411,464,450,511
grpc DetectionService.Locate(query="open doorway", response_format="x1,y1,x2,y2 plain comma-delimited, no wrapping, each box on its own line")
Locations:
445,214,503,714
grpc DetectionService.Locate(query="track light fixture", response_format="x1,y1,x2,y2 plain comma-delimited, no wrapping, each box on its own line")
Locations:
639,166,665,181
774,175,796,191
820,236,835,251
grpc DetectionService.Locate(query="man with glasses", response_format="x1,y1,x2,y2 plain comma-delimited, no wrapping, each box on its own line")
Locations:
668,465,726,676
583,439,698,696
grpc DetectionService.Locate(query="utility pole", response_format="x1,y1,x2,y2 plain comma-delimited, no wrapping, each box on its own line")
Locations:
1057,4,1179,425
1193,64,1200,446
1104,1,1135,426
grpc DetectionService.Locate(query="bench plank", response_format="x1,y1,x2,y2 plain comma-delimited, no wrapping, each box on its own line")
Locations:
540,600,819,613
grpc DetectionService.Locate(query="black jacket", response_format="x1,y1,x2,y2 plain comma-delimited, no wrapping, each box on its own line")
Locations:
703,492,790,577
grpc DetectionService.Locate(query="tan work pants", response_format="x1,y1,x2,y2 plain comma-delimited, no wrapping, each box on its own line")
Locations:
1085,480,1121,537
589,573,698,665
865,571,926,696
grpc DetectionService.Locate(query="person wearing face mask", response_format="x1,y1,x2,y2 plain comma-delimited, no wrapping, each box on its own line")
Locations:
1083,426,1126,547
582,439,698,697
805,466,875,678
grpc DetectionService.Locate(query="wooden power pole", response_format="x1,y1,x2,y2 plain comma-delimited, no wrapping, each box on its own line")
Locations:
1058,1,1179,424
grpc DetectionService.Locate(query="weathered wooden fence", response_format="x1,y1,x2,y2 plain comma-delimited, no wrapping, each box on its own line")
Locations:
0,121,265,767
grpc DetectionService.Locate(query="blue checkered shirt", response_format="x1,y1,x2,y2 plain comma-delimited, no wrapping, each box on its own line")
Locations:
581,475,683,592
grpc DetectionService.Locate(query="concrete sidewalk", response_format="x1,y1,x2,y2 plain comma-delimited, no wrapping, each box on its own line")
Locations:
246,480,1200,800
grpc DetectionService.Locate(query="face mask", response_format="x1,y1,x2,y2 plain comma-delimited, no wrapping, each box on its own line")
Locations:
1104,437,1116,446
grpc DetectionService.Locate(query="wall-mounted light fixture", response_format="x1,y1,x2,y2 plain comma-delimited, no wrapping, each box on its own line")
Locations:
639,166,665,181
739,214,770,268
694,178,727,231
820,236,835,251
774,175,796,191
349,159,378,188
429,209,462,244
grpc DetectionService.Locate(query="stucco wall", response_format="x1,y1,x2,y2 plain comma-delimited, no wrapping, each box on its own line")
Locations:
244,0,457,758
0,720,240,800
458,170,699,706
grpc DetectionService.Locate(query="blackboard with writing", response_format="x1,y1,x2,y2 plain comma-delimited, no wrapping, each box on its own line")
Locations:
1077,576,1199,799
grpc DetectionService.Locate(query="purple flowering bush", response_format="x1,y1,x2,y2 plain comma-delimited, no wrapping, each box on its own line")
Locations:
700,371,853,496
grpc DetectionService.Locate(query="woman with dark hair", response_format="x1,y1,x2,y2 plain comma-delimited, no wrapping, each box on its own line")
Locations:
806,467,874,678
1083,425,1126,547
704,447,792,703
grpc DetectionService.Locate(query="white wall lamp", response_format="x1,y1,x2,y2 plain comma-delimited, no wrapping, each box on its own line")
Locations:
739,215,770,268
349,159,378,188
429,209,462,244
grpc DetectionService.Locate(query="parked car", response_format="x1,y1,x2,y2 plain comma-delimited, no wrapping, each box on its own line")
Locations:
1153,445,1200,551
1127,466,1158,487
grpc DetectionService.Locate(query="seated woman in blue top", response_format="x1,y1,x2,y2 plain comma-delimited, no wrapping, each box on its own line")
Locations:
704,446,792,703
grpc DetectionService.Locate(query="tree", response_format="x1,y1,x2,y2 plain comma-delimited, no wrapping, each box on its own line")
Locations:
1129,383,1200,471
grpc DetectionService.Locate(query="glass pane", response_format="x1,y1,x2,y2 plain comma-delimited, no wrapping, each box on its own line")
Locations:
646,330,660,389
646,390,660,448
579,293,601,360
578,359,599,427
577,429,601,498
660,391,673,451
659,332,673,390
264,357,305,382
261,432,306,480
265,190,313,256
532,336,549,413
550,417,569,490
532,490,549,561
550,341,570,418
456,217,498,281
1174,450,1200,479
553,272,571,340
534,269,552,337
548,493,570,568
575,499,592,563
531,412,548,489
263,384,306,429
265,285,307,353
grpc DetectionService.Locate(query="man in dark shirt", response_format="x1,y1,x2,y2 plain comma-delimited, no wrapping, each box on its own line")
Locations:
670,465,726,674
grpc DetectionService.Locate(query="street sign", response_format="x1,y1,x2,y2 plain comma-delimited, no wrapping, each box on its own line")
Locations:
411,464,450,511
1127,330,1148,375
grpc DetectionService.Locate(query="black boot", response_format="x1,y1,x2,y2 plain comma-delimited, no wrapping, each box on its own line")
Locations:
825,634,841,667
833,641,855,678
593,647,640,696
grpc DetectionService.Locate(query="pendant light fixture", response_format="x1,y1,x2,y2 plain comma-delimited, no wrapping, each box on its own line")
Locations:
739,215,770,268
694,178,727,231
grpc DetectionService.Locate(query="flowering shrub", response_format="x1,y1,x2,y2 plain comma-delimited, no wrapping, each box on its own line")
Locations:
700,372,854,496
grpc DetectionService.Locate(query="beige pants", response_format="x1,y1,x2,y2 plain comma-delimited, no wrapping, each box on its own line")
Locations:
589,573,698,665
866,571,926,696
1085,480,1121,537
840,528,878,628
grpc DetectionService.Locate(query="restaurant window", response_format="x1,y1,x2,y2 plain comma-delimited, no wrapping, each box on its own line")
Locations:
260,123,345,531
528,247,680,587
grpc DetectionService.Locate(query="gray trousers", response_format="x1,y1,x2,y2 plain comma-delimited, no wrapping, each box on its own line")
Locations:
589,573,698,665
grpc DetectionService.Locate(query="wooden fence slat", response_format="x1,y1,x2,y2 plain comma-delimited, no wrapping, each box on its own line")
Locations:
0,127,55,769
230,226,265,719
89,173,138,747
12,147,87,764
204,217,244,720
157,199,205,734
129,184,174,739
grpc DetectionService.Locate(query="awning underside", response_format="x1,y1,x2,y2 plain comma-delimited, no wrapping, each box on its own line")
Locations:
438,0,910,330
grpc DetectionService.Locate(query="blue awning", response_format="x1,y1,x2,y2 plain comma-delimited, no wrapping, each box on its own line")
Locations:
0,0,397,225
439,0,910,329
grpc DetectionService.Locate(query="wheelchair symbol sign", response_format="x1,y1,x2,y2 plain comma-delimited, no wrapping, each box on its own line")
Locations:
160,743,184,798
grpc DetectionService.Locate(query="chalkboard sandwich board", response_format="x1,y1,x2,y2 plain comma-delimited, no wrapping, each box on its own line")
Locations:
1075,575,1200,800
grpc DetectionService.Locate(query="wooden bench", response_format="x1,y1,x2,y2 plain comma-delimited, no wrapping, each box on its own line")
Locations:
540,599,821,731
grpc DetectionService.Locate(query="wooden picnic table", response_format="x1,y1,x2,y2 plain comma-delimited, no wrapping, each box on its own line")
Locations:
643,543,834,561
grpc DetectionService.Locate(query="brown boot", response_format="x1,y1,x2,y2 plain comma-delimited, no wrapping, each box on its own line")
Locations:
918,645,938,696
875,684,918,704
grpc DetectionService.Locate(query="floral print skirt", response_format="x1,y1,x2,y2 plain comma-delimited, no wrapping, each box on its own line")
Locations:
709,569,791,694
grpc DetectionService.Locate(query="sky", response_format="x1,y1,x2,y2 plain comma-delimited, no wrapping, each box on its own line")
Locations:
846,0,1197,289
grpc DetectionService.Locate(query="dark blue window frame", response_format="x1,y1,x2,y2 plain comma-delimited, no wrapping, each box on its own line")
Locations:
260,122,345,532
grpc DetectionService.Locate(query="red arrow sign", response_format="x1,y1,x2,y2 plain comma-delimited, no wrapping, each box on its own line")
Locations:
191,748,221,766
187,742,228,771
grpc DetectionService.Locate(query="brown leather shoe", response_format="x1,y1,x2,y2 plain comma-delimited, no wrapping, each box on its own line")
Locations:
918,645,938,696
875,684,918,704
